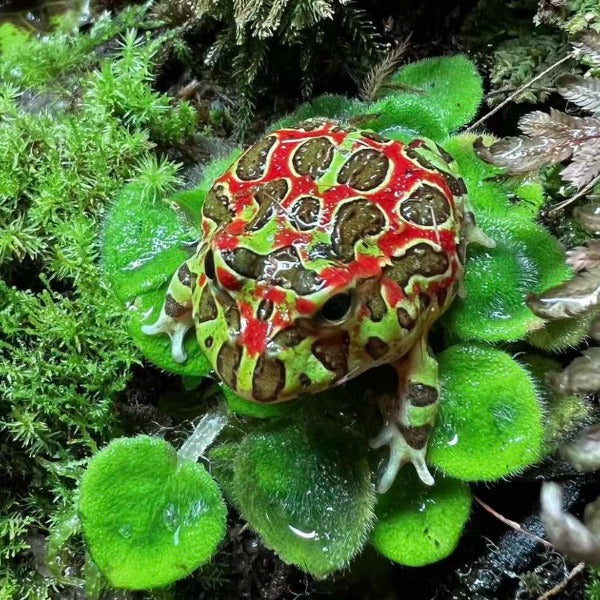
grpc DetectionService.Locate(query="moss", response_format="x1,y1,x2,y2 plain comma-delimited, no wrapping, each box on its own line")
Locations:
0,13,201,597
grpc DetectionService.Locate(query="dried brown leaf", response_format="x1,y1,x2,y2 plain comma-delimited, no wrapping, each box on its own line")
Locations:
546,347,600,395
573,31,600,68
562,139,600,188
541,482,600,565
474,135,571,173
557,74,600,115
527,267,600,319
519,109,573,138
478,108,600,188
560,424,600,473
566,240,600,270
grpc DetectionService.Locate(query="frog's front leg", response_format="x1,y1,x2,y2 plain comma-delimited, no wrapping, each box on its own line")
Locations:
370,332,439,493
141,258,197,363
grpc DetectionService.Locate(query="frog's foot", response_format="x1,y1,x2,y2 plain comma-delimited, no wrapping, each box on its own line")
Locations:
370,422,434,493
142,307,193,363
370,331,440,493
141,259,196,363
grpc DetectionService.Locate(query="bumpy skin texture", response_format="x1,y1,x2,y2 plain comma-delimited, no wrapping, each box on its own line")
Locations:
162,121,467,404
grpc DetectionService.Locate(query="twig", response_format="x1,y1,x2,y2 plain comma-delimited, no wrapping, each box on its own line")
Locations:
466,53,574,132
474,496,553,548
537,561,585,600
550,173,600,213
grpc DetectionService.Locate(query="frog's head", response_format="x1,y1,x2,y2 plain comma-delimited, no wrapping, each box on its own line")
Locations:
193,121,465,403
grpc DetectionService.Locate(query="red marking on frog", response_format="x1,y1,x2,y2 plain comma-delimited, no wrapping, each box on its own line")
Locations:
296,298,316,315
239,302,268,356
217,267,242,291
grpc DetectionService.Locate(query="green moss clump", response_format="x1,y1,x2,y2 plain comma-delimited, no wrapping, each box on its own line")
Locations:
0,14,201,597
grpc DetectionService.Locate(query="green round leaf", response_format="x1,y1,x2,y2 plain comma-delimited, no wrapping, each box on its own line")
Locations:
101,183,195,304
364,94,449,142
129,285,211,376
443,214,571,342
527,310,597,352
371,470,471,566
80,436,227,590
429,344,544,480
232,418,376,577
389,55,483,132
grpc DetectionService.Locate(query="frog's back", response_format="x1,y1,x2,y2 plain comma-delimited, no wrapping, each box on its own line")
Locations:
194,120,467,403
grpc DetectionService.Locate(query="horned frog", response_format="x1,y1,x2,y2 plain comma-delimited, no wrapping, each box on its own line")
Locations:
143,119,491,493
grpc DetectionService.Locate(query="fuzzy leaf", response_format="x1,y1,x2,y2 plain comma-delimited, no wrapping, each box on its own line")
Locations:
443,215,571,343
476,109,600,188
547,347,600,395
371,470,472,567
527,266,600,319
102,183,196,304
388,55,483,132
429,344,544,481
573,207,600,236
232,417,376,577
557,74,600,115
79,436,227,590
474,134,571,173
567,240,600,271
362,94,449,142
573,31,600,67
561,140,600,188
527,309,598,352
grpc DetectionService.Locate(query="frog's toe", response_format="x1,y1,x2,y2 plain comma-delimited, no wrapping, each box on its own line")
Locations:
370,423,434,493
142,313,193,363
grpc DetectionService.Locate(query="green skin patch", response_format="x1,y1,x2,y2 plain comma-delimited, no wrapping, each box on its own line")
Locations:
142,119,491,491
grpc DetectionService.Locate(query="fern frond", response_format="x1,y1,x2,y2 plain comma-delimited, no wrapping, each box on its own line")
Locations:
359,37,411,101
573,30,600,67
557,74,600,115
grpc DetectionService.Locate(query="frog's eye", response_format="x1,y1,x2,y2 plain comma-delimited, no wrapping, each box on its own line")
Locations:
204,250,216,280
318,292,352,323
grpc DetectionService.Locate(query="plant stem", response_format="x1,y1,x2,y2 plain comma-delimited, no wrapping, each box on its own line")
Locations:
551,173,600,213
466,53,574,132
178,409,228,463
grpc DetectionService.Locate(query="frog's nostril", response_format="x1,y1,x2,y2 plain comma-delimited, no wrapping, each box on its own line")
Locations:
318,292,352,322
204,250,216,280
